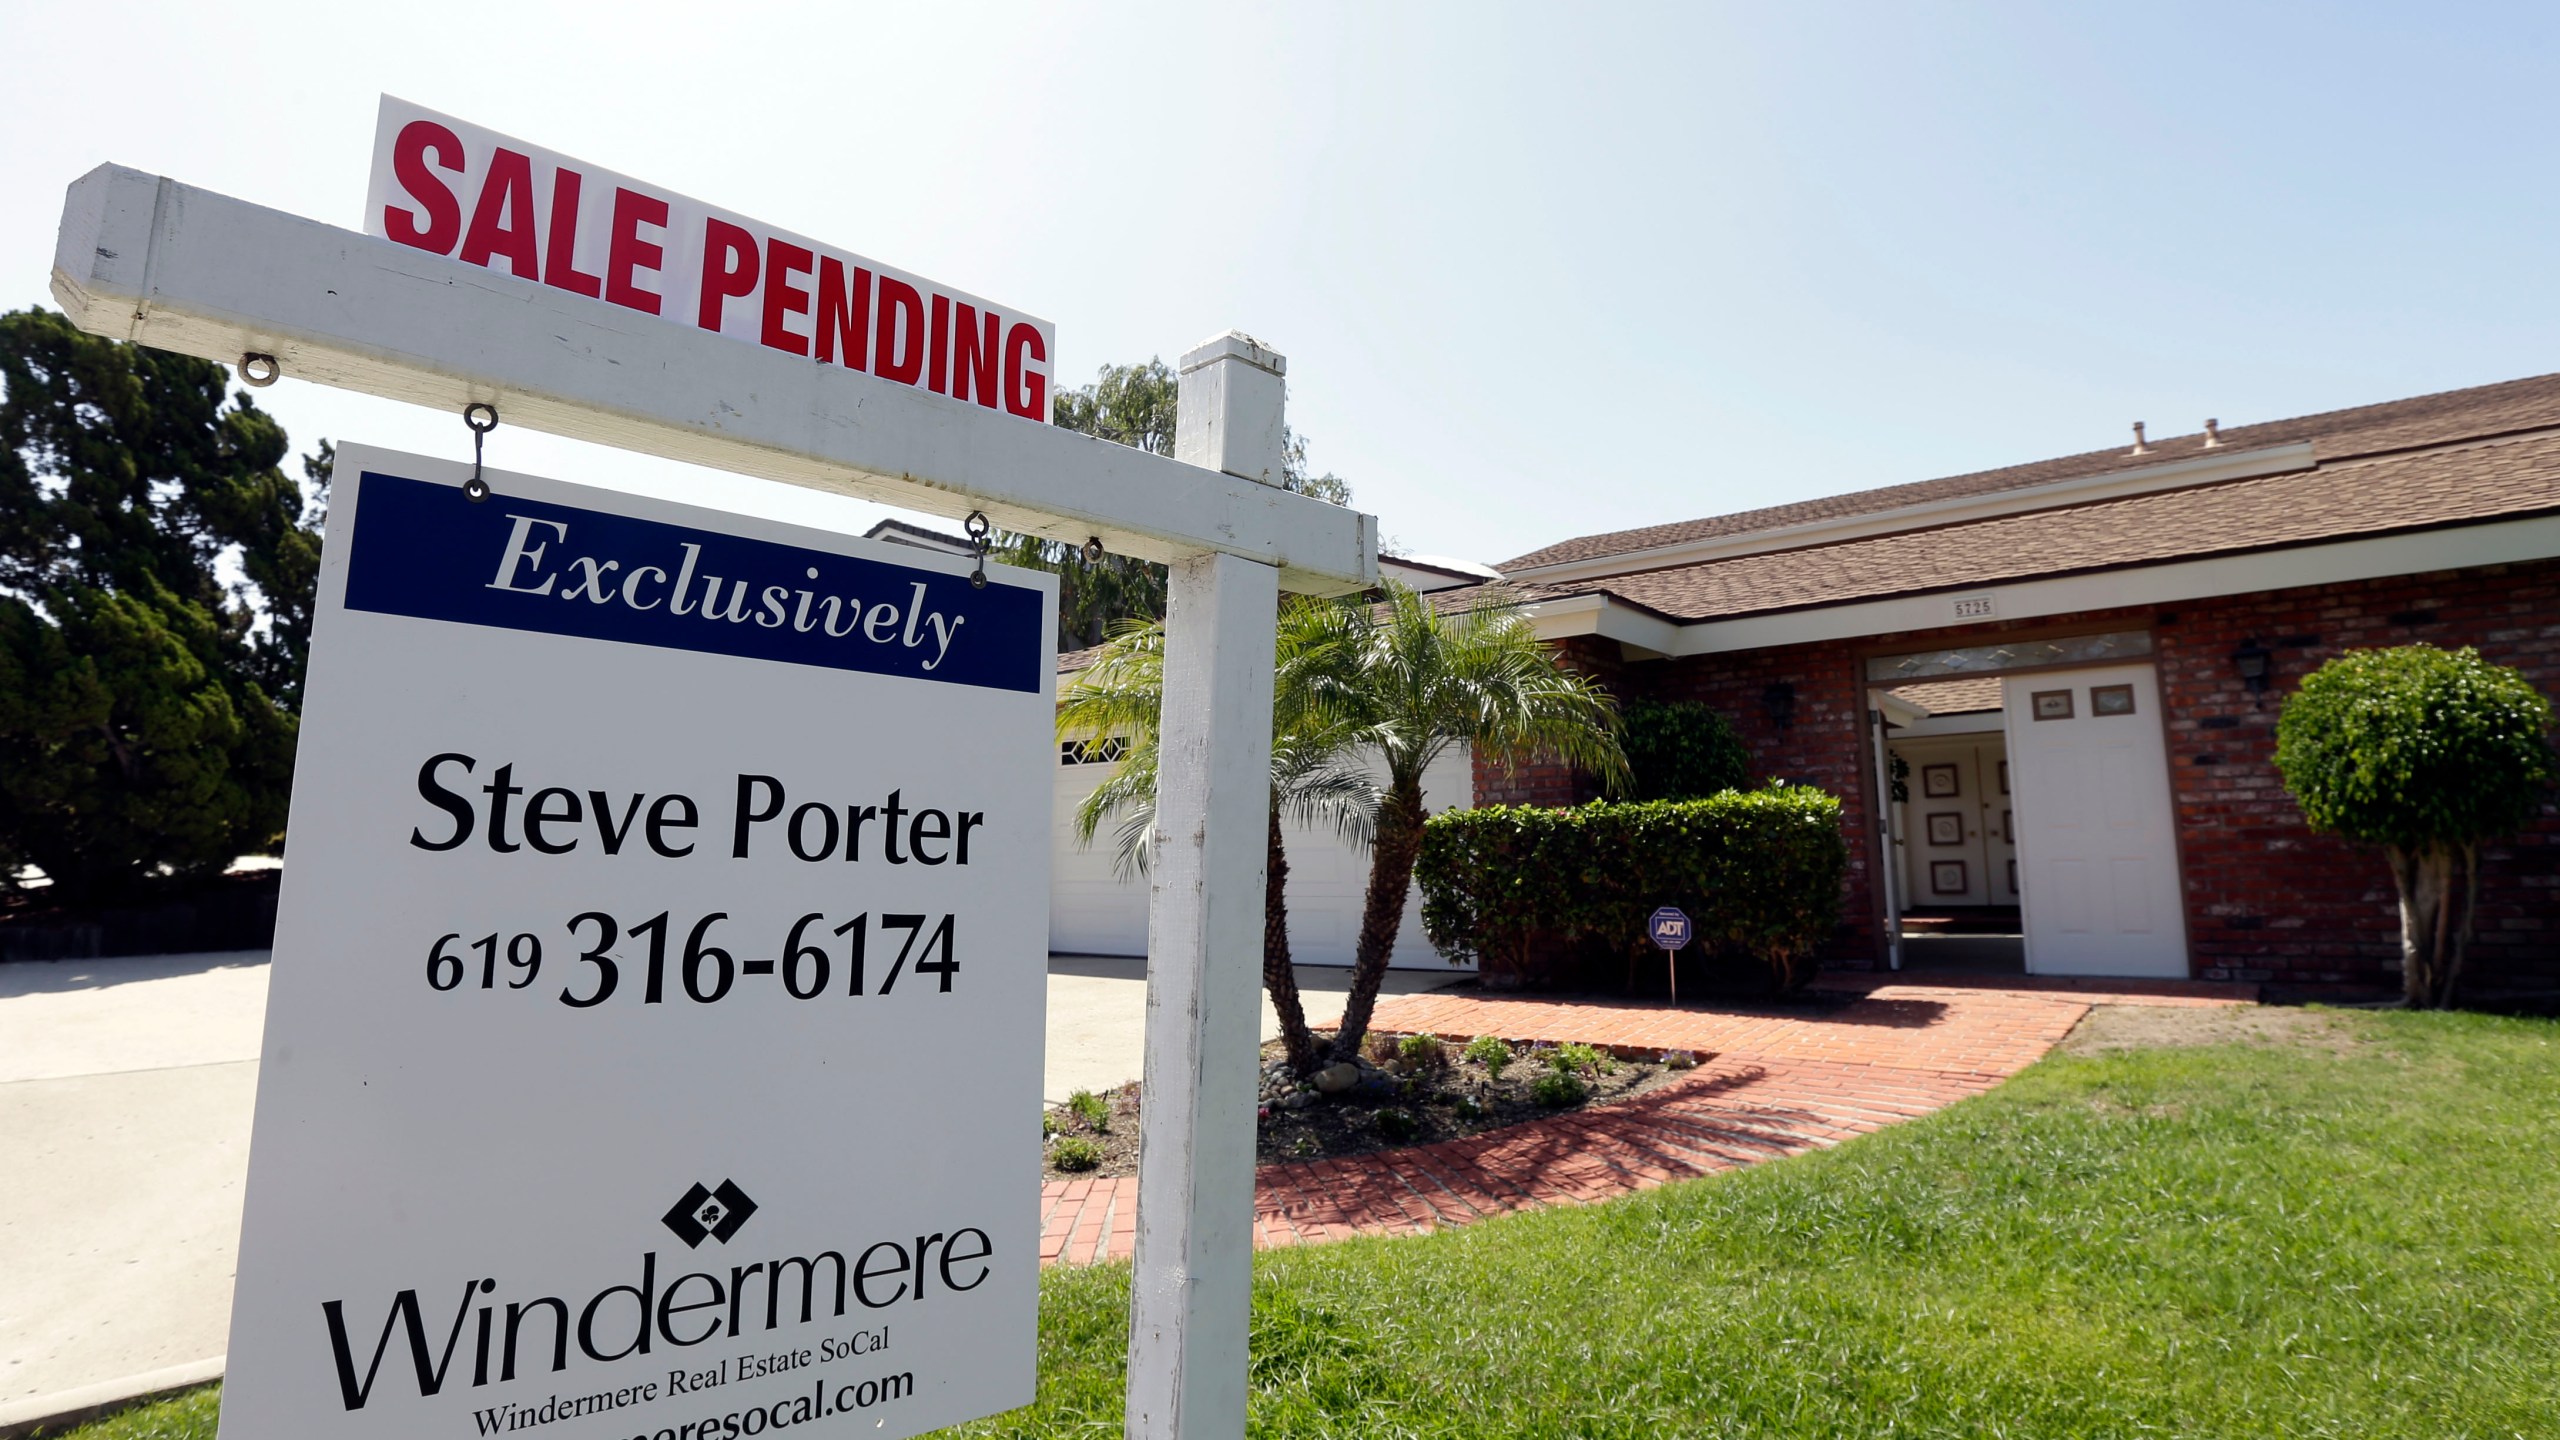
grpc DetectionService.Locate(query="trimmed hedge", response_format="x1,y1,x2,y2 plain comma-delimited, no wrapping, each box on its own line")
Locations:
1416,786,1848,992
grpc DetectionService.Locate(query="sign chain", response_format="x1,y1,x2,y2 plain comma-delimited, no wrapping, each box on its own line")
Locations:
462,403,499,501
965,510,992,588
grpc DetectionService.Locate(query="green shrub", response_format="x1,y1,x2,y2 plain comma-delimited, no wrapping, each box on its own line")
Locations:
1362,1031,1403,1066
1453,1095,1484,1121
1417,786,1848,991
1662,1049,1699,1071
1041,1110,1060,1138
1397,1033,1447,1070
1619,699,1751,801
1530,1071,1588,1107
1374,1107,1419,1141
2275,644,2557,1006
1464,1035,1514,1079
1050,1136,1102,1171
1067,1089,1111,1132
1551,1042,1614,1076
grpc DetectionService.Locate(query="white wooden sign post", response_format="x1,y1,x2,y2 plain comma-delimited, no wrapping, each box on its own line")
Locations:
53,104,1369,1440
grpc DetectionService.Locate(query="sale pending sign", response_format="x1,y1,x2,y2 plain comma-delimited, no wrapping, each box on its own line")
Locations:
364,97,1055,423
219,445,1056,1440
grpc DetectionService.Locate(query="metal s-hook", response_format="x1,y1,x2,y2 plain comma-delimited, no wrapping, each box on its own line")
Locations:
462,403,499,501
965,511,992,589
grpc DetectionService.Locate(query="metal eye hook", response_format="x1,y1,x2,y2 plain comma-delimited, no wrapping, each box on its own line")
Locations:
462,403,499,501
1082,535,1106,565
238,353,280,388
965,511,992,590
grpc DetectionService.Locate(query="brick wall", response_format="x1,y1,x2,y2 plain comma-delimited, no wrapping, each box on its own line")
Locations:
2154,559,2560,991
1472,636,1625,807
1537,555,2560,992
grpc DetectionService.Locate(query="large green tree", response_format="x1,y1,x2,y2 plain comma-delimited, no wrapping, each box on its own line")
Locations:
0,309,318,905
1008,357,1352,650
1056,600,1375,1075
2274,644,2556,1007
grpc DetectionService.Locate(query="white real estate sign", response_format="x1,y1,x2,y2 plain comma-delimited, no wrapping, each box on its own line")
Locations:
221,444,1056,1440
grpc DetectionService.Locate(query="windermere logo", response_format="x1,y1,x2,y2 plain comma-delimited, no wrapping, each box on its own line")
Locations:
317,1186,993,1414
663,1181,758,1248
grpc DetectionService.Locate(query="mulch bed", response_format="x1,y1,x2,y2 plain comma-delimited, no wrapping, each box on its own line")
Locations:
1042,1032,1706,1180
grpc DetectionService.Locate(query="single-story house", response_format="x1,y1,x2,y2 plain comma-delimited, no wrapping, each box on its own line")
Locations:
1492,373,2560,993
1044,373,2559,994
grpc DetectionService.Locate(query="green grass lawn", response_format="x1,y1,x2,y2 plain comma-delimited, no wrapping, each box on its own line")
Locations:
47,1009,2560,1439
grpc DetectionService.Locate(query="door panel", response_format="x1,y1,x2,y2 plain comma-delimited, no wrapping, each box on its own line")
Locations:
2004,664,2189,977
2108,858,2153,932
1893,738,1992,906
1978,742,2019,903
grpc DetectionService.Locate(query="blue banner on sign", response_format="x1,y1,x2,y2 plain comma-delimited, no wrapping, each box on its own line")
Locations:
341,472,1043,692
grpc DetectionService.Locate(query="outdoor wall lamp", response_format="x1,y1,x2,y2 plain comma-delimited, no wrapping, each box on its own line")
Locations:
1762,681,1798,732
2232,638,2272,697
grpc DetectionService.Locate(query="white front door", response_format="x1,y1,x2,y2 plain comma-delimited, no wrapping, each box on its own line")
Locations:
2003,663,2190,977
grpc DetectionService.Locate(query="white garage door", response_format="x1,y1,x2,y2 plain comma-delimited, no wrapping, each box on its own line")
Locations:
1048,744,1475,970
1049,754,1150,956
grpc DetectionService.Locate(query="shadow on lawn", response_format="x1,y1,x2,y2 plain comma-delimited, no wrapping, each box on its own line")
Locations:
1402,1061,1837,1194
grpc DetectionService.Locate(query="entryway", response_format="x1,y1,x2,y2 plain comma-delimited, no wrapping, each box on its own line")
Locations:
1871,637,2189,979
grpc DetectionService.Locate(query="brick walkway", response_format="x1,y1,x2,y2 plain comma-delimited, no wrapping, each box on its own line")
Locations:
1038,973,2257,1267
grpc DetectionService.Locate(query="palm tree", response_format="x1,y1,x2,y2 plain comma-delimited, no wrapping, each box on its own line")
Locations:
1057,602,1376,1075
1325,583,1627,1063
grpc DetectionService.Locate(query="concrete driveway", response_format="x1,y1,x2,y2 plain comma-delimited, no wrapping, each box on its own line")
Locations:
0,949,1463,1416
0,952,266,1421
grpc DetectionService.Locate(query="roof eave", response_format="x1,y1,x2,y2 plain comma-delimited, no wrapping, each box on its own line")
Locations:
1557,511,2560,660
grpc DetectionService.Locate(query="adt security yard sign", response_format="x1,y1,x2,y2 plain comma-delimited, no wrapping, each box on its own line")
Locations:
1647,907,1692,952
220,444,1055,1440
1648,907,1692,1005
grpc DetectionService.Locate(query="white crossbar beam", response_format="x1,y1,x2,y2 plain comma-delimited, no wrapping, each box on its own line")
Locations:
50,165,1376,596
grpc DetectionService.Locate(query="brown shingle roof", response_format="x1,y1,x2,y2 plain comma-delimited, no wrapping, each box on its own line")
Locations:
1890,677,2004,714
1553,427,2560,623
1503,372,2560,572
1052,580,1530,679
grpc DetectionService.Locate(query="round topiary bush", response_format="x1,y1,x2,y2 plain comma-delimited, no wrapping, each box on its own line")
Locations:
2274,644,2556,1006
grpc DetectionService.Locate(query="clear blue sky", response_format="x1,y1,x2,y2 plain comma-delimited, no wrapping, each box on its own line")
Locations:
6,2,2554,565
